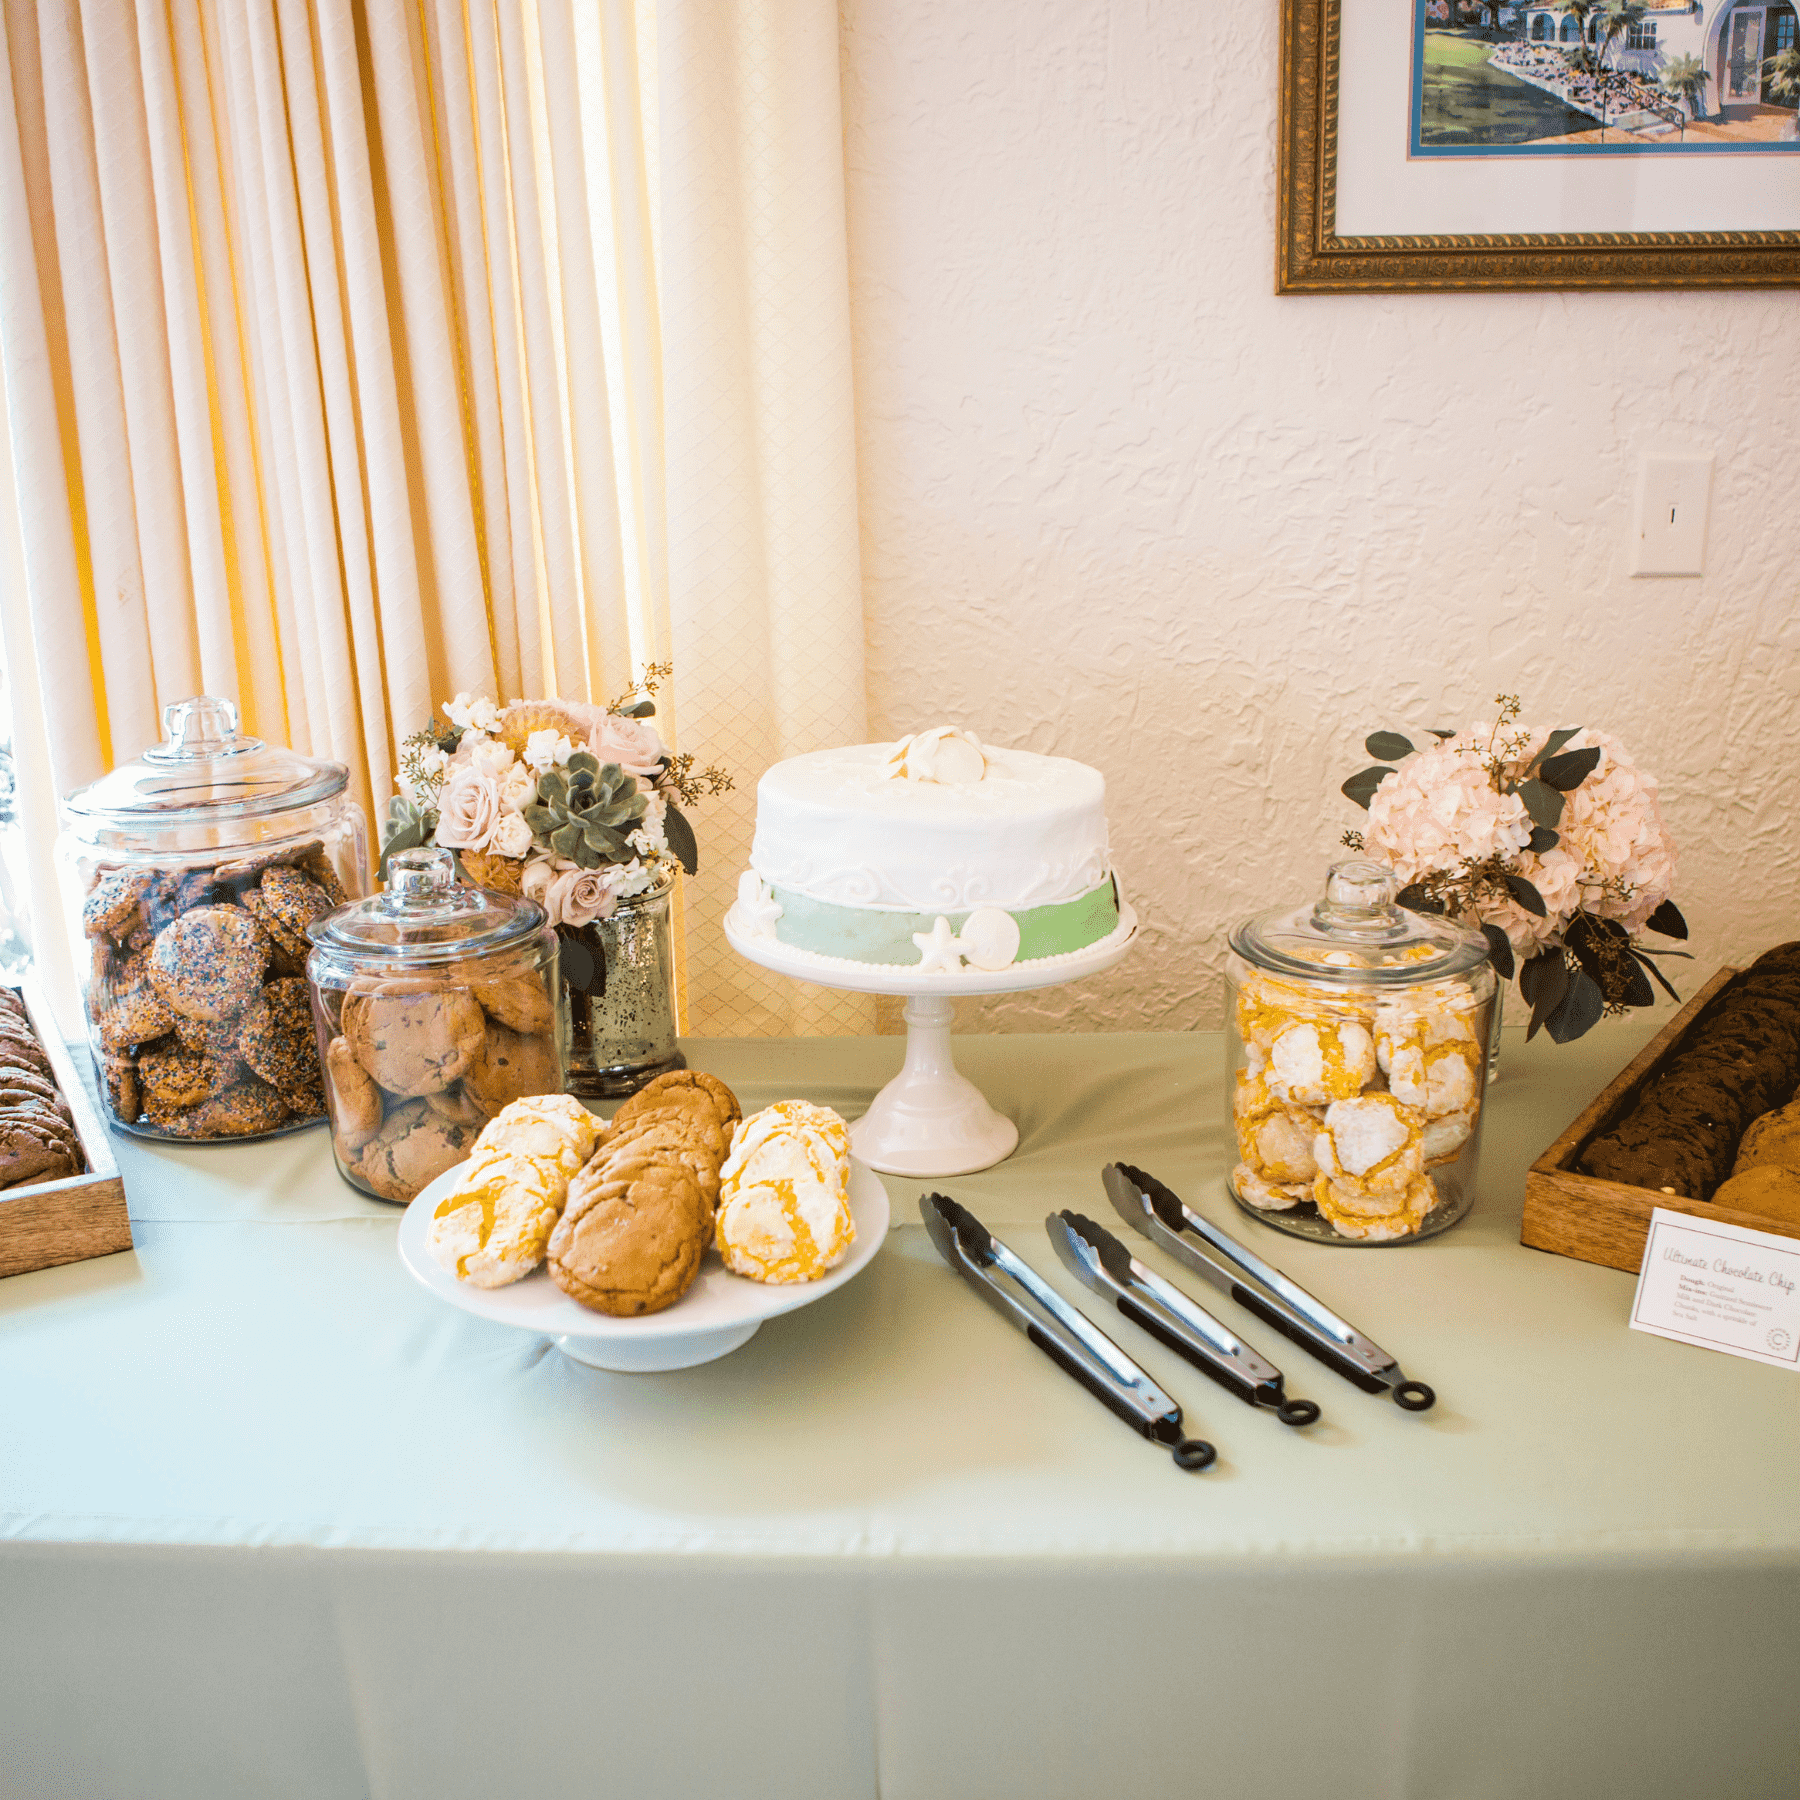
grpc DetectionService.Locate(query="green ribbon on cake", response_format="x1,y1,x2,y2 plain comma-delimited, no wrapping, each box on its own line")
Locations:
768,878,1119,966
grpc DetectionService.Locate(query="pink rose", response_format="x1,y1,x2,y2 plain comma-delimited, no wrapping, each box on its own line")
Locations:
589,712,665,779
433,768,502,850
522,854,619,929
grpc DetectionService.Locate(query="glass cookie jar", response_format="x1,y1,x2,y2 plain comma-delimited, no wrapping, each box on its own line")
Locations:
1225,861,1499,1246
56,696,368,1140
307,848,563,1203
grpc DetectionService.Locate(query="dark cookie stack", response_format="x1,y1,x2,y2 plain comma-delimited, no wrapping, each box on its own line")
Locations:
82,840,348,1138
0,988,88,1188
1579,943,1800,1200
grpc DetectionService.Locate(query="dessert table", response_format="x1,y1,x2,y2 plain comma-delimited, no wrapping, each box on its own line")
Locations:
4,1015,1798,1800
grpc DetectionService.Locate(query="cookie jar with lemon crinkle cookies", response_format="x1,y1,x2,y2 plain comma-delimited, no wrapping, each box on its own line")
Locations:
306,847,564,1201
55,695,367,1139
1225,861,1498,1245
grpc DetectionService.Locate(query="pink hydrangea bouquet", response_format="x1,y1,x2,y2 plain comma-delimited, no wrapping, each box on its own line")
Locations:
1341,695,1688,1044
379,666,730,989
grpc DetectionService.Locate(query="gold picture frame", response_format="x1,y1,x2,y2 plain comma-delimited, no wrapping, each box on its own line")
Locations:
1278,0,1800,293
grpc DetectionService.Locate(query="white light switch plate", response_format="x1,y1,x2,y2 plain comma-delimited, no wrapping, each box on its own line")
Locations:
1630,454,1712,578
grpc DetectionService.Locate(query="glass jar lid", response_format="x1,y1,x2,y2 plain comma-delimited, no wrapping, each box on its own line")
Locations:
308,847,546,965
1228,860,1493,986
61,696,349,827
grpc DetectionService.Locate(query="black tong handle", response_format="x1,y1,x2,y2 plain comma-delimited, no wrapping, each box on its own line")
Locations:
1228,1282,1391,1396
1118,1291,1320,1428
1028,1324,1217,1470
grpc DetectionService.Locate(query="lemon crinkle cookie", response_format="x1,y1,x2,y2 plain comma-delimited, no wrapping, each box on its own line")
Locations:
714,1100,855,1284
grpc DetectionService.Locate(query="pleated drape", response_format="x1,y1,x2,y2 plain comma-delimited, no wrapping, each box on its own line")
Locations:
0,0,868,1036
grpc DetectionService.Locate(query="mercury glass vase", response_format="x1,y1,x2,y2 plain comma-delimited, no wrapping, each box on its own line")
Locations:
561,867,686,1099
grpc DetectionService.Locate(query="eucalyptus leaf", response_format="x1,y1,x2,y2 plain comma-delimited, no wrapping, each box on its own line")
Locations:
1427,728,1455,740
663,804,699,876
1534,727,1580,766
1519,948,1568,1010
1341,766,1394,810
1365,731,1415,762
1395,883,1446,917
1631,947,1683,1003
1480,923,1514,982
558,934,596,993
1516,779,1565,830
1644,899,1688,940
1523,952,1570,1042
1504,873,1547,918
1545,968,1605,1044
1526,826,1560,854
619,699,656,718
1539,746,1602,791
1616,956,1655,1010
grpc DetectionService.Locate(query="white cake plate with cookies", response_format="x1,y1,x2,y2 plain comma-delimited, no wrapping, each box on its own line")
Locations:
397,1158,890,1371
724,900,1139,1178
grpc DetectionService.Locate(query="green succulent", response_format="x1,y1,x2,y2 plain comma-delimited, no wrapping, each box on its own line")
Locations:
379,794,435,881
522,752,648,869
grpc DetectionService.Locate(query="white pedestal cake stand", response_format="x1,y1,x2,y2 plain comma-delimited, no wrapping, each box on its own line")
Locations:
723,900,1138,1177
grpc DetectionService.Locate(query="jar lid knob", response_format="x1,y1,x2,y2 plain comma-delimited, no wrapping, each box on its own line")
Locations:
385,846,459,906
1311,860,1406,936
1324,860,1399,910
148,695,251,761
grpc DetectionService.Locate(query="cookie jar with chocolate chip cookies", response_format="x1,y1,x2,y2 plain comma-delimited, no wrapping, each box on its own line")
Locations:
306,847,564,1202
55,696,368,1139
1225,861,1498,1246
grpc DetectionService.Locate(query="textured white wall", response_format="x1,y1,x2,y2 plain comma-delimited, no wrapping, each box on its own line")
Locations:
840,0,1800,1033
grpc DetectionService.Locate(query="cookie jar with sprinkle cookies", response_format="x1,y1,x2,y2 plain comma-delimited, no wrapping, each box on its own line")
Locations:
306,846,564,1202
1225,861,1498,1246
55,696,368,1140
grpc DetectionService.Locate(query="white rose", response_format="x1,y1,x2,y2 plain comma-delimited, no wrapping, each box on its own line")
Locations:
490,810,534,859
443,692,501,734
462,733,515,780
523,729,577,774
433,768,502,850
589,712,666,778
498,762,538,811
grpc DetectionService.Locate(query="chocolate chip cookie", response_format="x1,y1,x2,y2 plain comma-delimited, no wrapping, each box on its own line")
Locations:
356,1099,480,1202
342,980,486,1098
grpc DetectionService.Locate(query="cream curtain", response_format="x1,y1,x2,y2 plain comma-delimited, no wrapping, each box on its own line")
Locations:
0,0,869,1036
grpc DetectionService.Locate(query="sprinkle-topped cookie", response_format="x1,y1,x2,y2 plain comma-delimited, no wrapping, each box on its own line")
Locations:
147,906,271,1022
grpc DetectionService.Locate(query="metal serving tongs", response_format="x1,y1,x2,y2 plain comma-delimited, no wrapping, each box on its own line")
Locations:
1047,1211,1320,1427
920,1193,1217,1471
1102,1163,1437,1412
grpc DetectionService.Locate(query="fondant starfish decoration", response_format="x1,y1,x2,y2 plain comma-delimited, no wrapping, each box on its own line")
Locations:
734,871,784,940
911,914,964,974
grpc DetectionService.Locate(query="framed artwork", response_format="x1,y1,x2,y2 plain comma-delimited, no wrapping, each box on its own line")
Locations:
1278,0,1800,292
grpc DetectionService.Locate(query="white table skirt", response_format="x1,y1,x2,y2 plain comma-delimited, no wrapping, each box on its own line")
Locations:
3,1018,1797,1800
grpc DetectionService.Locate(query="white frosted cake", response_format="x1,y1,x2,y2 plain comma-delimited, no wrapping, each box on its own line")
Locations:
727,727,1123,973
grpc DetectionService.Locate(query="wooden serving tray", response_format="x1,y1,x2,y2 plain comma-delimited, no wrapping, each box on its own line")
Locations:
1521,967,1800,1275
0,976,132,1279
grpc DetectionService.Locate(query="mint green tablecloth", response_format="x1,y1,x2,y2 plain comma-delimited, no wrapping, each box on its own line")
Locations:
3,1019,1797,1800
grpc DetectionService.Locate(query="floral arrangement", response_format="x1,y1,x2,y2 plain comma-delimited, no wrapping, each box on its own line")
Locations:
379,665,731,944
1341,695,1688,1044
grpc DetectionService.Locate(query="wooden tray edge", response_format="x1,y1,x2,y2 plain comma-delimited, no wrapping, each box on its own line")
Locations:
1518,965,1800,1274
0,976,133,1279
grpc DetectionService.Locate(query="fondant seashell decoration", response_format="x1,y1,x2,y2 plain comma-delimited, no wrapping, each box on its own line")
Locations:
958,907,1021,972
884,727,987,786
